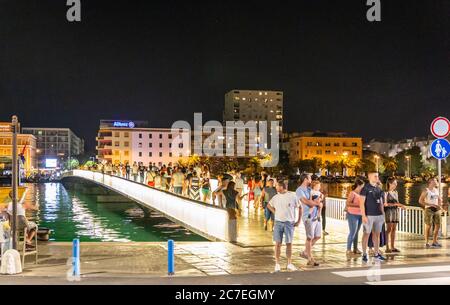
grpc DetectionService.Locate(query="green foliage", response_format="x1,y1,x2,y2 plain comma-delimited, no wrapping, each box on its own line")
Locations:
395,146,423,176
383,157,398,176
69,158,80,169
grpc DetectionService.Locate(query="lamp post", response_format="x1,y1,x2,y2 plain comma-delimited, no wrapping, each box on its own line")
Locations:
374,155,380,173
11,115,19,250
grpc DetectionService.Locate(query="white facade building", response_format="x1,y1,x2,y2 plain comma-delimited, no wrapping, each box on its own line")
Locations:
131,129,184,166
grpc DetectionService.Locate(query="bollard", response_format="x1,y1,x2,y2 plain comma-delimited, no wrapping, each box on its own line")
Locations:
168,239,175,276
72,238,80,277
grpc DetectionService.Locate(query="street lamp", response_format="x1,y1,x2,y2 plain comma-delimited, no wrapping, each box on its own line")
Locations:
11,115,19,250
374,155,380,173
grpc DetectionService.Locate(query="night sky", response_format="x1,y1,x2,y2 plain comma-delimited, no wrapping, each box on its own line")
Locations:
0,0,448,152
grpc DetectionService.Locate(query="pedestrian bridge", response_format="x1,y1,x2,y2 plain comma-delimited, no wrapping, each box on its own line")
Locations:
63,170,235,242
62,170,430,246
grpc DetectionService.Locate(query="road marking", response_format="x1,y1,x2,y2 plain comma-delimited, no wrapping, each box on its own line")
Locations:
333,265,450,278
367,276,450,285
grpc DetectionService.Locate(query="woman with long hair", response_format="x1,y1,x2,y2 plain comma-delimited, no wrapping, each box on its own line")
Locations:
345,178,364,256
384,177,405,253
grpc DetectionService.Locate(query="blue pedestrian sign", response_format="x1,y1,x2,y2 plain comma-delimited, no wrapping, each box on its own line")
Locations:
430,138,450,160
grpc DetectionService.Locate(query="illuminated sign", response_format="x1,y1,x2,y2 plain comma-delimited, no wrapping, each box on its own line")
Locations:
0,123,12,132
45,158,58,168
113,121,135,128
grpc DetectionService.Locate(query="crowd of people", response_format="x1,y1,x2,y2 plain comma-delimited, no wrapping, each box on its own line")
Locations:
92,162,447,272
269,171,447,272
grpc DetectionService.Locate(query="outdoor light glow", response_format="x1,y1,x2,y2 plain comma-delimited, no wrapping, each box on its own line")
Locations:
73,170,230,241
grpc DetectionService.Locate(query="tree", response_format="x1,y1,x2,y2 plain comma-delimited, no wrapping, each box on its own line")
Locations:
361,159,376,175
383,157,398,176
395,146,423,176
69,158,80,169
329,161,342,176
84,160,96,169
347,158,363,176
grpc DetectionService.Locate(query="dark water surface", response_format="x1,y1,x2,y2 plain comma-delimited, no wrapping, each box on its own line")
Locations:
24,183,207,242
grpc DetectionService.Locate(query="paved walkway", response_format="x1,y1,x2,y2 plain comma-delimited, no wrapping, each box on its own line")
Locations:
10,217,445,280
235,200,421,247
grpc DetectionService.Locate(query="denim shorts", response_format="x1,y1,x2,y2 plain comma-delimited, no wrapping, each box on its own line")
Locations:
273,221,295,244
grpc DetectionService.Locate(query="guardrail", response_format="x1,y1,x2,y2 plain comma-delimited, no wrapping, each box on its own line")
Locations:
325,197,426,236
65,170,235,242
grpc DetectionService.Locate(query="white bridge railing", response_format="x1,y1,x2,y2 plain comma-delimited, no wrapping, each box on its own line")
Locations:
325,197,426,236
66,170,235,242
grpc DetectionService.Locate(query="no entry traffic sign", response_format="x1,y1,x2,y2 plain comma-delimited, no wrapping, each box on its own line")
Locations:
430,116,450,139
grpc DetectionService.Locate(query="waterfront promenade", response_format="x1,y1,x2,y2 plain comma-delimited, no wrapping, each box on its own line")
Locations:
2,171,446,284
5,206,445,283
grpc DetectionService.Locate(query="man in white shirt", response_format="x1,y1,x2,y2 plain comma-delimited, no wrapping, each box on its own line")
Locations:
267,181,301,272
6,192,37,249
419,177,443,248
171,168,185,195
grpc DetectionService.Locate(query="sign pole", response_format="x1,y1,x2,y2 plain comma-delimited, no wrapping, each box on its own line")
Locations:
438,158,442,200
11,115,19,250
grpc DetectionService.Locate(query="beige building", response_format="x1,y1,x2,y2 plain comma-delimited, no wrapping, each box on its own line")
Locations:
289,131,362,175
0,122,37,175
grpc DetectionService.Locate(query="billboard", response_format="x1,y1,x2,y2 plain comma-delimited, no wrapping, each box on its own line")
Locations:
45,158,58,168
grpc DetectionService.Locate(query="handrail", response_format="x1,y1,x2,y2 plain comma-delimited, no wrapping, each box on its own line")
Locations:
325,196,426,235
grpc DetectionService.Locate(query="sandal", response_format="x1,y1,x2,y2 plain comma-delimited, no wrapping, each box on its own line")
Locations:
307,260,320,267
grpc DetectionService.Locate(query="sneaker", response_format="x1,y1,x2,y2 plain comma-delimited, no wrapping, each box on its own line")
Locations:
287,264,298,271
432,243,442,248
374,253,386,261
274,264,281,272
426,243,431,248
362,254,368,263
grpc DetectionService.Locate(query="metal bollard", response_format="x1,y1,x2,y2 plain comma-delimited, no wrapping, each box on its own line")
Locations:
168,239,175,276
72,238,80,277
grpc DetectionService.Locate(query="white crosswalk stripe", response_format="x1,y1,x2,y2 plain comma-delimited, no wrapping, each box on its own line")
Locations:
333,265,450,278
332,265,450,285
367,276,450,285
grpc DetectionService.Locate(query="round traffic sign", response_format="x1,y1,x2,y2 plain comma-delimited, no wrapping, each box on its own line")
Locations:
430,138,450,160
430,117,450,138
